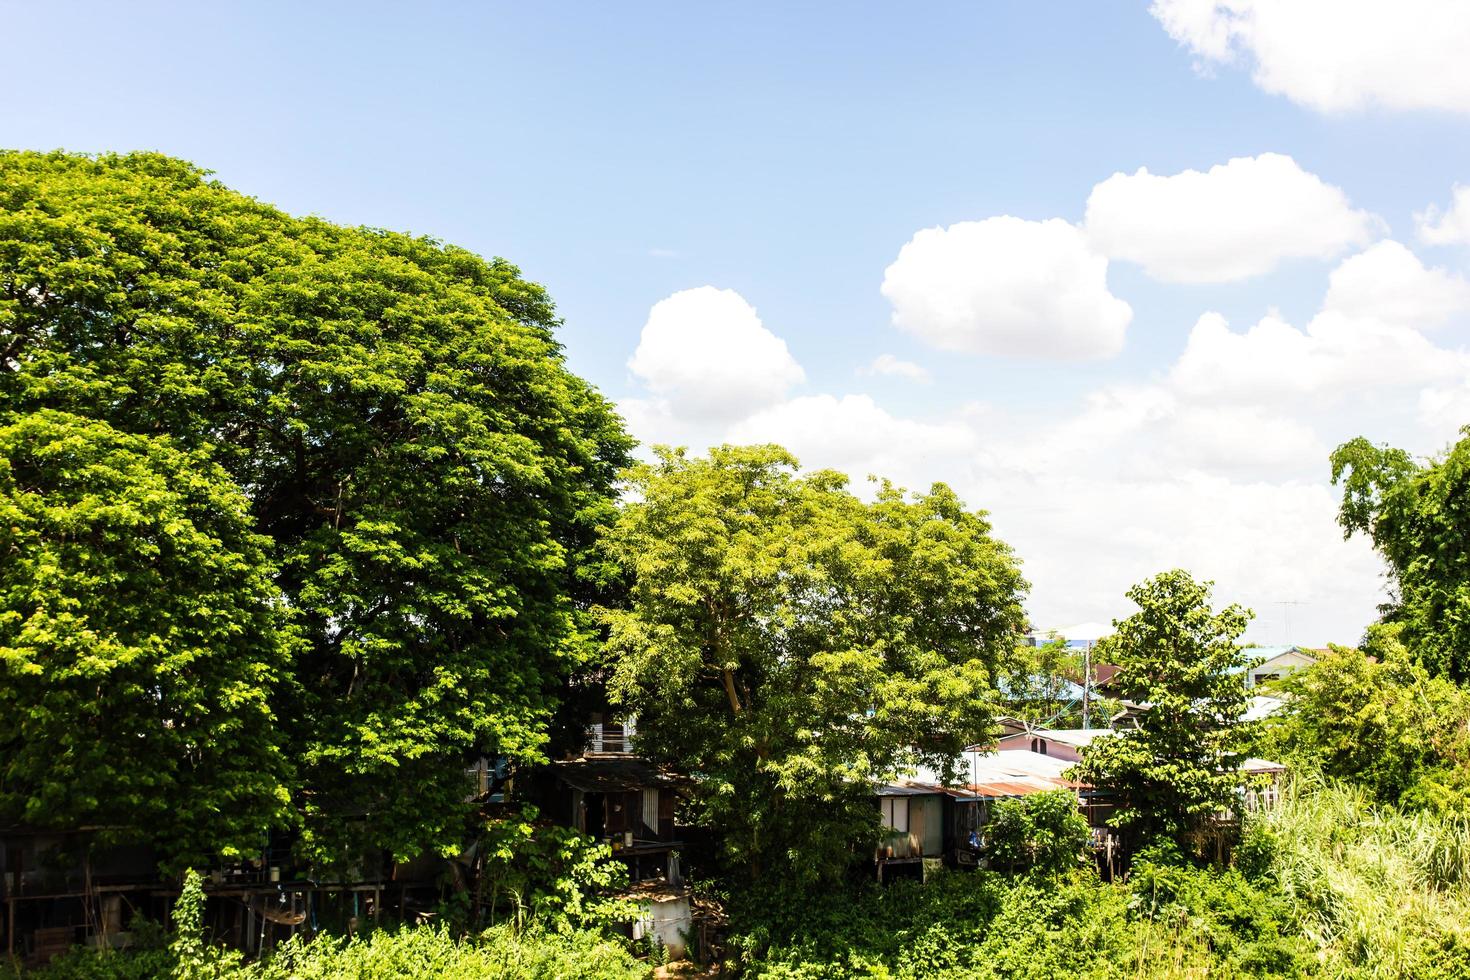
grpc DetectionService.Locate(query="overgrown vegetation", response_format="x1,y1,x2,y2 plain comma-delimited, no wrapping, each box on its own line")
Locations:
1262,632,1470,819
735,783,1470,979
1332,432,1470,684
986,789,1090,876
3,872,649,980
736,863,1307,978
1241,781,1470,978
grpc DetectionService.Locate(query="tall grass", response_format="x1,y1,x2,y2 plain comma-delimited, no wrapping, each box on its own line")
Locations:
1244,779,1470,978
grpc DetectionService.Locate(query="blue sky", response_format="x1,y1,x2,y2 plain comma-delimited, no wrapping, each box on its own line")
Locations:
9,1,1470,644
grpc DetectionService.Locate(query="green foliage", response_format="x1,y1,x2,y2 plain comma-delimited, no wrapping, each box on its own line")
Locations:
0,149,631,864
256,926,649,980
170,871,246,980
476,807,635,932
1069,570,1255,846
739,866,1310,979
5,926,648,980
1263,636,1470,816
0,411,294,866
1000,638,1086,727
986,789,1090,876
1331,433,1470,682
601,445,1026,886
1241,780,1470,978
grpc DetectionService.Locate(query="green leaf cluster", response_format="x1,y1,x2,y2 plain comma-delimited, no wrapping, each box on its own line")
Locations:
986,789,1090,876
1263,634,1470,817
1331,432,1470,683
0,411,294,864
600,444,1026,886
0,150,630,866
737,865,1310,979
1068,570,1254,846
475,806,635,933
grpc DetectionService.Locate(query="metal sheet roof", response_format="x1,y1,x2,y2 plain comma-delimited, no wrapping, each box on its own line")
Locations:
554,758,682,793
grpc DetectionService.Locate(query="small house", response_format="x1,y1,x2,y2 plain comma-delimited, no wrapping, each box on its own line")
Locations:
874,783,952,881
995,727,1111,762
1238,646,1318,689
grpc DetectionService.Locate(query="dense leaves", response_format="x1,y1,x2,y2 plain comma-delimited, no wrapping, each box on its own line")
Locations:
738,865,1309,979
473,807,635,932
1331,433,1470,682
4,874,648,980
0,150,630,863
986,789,1090,876
1069,570,1254,846
601,445,1026,885
1263,633,1470,817
0,411,293,865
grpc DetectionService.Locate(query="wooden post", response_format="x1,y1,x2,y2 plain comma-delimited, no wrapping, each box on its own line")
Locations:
84,854,96,947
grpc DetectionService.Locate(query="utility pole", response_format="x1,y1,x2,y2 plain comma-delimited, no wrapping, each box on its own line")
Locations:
1081,641,1092,730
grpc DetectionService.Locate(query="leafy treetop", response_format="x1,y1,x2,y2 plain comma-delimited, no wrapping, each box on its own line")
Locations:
1069,570,1253,848
1331,432,1470,683
0,150,631,865
601,444,1027,886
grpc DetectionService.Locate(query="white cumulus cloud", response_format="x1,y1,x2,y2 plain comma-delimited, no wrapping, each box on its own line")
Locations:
1084,153,1376,282
726,393,978,492
859,354,931,383
628,286,805,421
881,217,1132,360
1150,0,1470,114
1417,185,1470,246
1323,240,1470,328
1170,309,1466,404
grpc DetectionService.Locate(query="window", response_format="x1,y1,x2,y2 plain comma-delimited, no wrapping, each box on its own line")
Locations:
881,797,909,833
1031,738,1048,755
641,788,659,836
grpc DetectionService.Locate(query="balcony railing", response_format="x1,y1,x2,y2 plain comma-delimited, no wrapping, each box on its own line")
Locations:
585,721,637,754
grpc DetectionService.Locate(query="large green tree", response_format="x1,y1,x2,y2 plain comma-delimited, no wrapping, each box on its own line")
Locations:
1331,433,1470,683
0,411,294,866
0,151,630,863
1069,570,1253,847
601,445,1026,885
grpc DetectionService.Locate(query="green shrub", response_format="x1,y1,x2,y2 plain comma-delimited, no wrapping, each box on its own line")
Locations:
986,789,1090,876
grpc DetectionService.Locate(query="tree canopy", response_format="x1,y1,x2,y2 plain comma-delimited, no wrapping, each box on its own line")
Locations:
600,444,1027,885
1069,570,1253,847
0,150,630,864
0,410,294,865
1331,432,1470,683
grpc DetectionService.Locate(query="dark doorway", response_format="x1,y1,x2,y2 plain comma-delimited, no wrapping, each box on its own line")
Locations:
584,793,606,839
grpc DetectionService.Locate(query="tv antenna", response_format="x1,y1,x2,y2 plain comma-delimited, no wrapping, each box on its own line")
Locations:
1274,600,1305,644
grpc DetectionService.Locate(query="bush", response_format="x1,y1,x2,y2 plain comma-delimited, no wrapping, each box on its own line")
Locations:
4,872,648,980
257,925,648,980
986,790,1090,876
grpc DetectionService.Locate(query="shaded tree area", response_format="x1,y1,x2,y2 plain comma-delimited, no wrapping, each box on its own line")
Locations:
0,150,631,866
